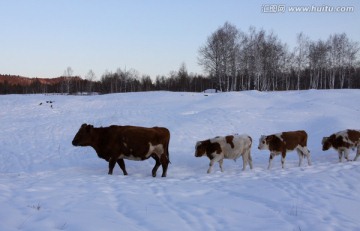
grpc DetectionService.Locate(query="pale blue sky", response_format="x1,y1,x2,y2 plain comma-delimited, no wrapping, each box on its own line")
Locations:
1,0,359,79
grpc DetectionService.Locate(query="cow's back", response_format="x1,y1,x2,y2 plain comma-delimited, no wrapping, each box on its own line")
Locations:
346,129,360,144
281,130,308,149
217,134,251,159
330,129,360,149
121,126,169,143
117,126,170,158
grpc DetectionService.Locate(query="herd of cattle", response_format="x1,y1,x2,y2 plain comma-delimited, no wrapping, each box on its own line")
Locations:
72,124,360,177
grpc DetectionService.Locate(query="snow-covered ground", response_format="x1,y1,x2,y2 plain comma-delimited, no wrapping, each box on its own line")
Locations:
1,90,360,231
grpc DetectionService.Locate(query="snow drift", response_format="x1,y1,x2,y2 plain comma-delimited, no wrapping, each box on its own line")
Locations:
0,90,360,231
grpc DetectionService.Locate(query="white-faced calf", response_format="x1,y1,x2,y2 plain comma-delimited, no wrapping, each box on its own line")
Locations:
195,134,253,173
322,129,360,162
258,130,311,169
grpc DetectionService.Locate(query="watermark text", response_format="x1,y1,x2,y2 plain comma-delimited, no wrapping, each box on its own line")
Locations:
262,4,355,13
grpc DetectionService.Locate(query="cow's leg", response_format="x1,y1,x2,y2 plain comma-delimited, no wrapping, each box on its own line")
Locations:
344,149,351,161
151,156,161,177
108,158,117,175
241,155,247,171
338,150,343,162
296,149,303,167
354,146,360,161
207,155,222,173
281,151,286,169
268,153,275,170
242,150,252,170
117,159,128,175
219,159,224,172
297,146,312,167
160,154,169,177
305,147,312,166
248,151,253,169
207,160,215,174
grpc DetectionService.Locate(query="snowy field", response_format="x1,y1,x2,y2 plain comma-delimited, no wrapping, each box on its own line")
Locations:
1,90,360,231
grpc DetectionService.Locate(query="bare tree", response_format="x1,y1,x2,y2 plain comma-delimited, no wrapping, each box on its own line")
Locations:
293,33,309,90
140,75,153,91
328,33,359,89
177,62,190,91
279,44,294,90
63,66,73,94
344,38,360,88
198,22,238,91
328,34,343,89
308,40,329,89
85,69,96,93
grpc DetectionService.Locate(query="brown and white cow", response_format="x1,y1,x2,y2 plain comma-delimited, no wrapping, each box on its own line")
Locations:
322,129,360,162
72,124,170,177
258,130,311,169
195,134,253,173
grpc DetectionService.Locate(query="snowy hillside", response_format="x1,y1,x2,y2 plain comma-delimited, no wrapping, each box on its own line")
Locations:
1,90,360,231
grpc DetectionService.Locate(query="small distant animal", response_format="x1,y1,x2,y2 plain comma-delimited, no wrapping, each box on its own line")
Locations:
322,129,360,162
258,130,311,169
194,134,253,173
39,101,54,107
72,124,170,177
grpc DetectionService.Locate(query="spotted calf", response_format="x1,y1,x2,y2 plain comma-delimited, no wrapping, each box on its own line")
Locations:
322,129,360,162
195,134,253,173
258,130,311,169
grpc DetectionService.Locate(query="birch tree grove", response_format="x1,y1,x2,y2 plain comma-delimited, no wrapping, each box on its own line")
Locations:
199,24,290,91
198,23,359,91
308,33,359,89
198,22,238,91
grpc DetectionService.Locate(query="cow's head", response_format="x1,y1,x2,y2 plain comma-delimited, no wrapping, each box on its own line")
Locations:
321,137,331,151
194,141,206,157
258,135,272,150
72,123,94,146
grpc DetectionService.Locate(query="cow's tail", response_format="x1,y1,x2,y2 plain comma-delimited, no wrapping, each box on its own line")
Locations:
166,142,171,164
163,128,171,164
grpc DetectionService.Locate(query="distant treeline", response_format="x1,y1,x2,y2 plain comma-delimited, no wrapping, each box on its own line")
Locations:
1,23,359,94
0,70,214,94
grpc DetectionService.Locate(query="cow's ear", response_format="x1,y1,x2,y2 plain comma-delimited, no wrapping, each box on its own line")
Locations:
86,125,93,132
321,137,328,145
266,136,273,142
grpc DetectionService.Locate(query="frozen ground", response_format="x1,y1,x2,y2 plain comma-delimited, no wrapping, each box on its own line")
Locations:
0,90,360,231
